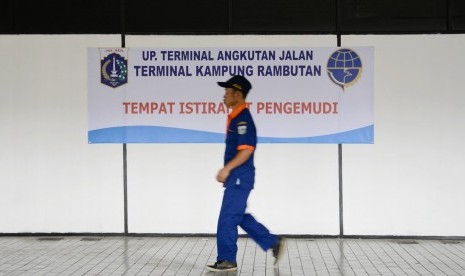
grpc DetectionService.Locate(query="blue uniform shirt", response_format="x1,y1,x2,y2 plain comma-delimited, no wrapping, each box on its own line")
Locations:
224,103,256,189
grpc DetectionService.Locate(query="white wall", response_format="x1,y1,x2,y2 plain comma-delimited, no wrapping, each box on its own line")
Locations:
0,35,124,233
343,35,465,236
0,34,464,236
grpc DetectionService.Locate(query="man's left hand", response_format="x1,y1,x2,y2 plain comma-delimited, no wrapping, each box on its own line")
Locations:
216,168,230,183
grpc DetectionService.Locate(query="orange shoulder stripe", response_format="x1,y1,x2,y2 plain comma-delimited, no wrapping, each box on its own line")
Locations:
237,145,255,151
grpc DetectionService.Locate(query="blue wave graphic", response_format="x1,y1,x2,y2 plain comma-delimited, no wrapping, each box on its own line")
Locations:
88,126,225,143
258,125,374,143
88,125,374,144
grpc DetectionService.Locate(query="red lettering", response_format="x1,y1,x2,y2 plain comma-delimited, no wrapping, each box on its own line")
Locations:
123,102,130,114
254,101,339,114
122,102,175,114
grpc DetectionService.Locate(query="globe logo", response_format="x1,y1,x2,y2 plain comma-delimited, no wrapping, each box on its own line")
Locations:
327,49,363,91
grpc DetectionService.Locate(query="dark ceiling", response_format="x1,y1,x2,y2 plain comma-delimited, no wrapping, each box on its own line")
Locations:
0,0,464,34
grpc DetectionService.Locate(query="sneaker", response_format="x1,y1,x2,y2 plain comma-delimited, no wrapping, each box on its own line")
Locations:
205,260,238,272
272,236,286,265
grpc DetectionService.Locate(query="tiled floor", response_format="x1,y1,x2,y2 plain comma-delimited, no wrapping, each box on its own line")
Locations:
0,236,464,275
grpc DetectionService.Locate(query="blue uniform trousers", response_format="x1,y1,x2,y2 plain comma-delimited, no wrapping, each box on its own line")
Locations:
217,186,278,262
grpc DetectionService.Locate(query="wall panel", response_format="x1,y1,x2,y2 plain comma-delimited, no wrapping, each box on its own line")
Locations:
343,34,465,236
0,35,124,233
125,35,339,234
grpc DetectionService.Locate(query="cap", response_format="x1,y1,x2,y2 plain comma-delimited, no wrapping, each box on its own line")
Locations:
217,75,252,95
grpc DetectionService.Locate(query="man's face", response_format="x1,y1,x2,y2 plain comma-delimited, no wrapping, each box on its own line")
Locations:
223,88,241,108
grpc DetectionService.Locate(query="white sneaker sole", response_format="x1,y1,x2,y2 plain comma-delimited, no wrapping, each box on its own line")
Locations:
205,265,238,272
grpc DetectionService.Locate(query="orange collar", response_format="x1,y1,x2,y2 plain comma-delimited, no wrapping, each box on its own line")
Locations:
228,103,247,120
227,103,247,130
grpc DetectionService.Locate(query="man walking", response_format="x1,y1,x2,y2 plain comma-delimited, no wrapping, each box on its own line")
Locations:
206,75,285,272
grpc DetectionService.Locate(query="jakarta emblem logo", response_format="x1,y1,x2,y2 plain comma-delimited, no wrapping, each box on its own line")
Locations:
327,48,363,91
100,49,128,88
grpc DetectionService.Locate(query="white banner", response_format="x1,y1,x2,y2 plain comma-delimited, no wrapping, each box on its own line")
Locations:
88,47,373,143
